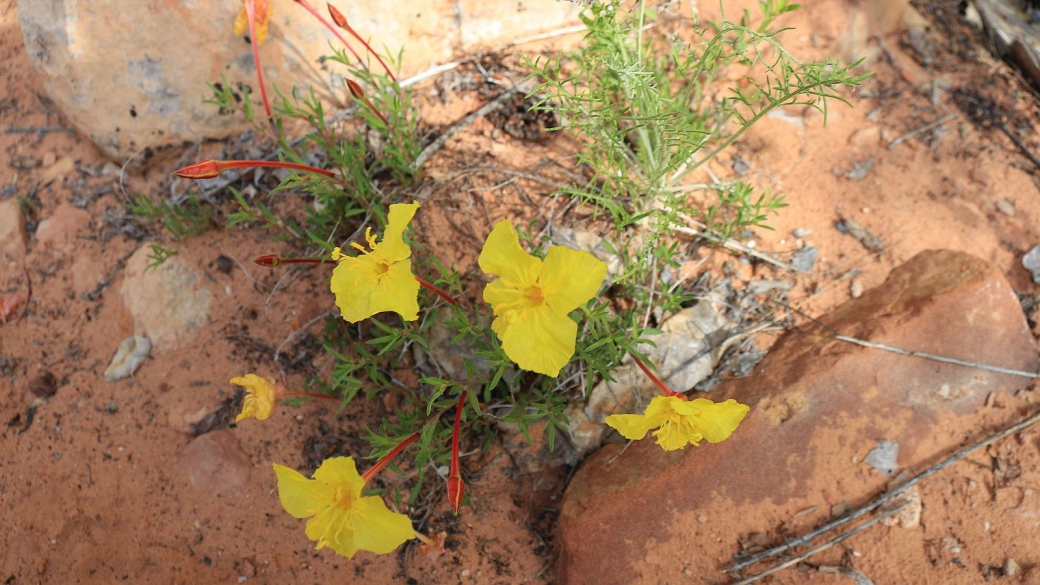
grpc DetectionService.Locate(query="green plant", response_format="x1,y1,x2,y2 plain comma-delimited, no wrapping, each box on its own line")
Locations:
143,243,178,271
128,193,213,238
170,0,868,559
525,0,868,319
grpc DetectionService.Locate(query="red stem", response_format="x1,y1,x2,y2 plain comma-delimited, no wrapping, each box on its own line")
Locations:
328,5,397,82
245,0,274,125
362,432,421,484
223,159,337,179
450,390,466,479
293,0,365,66
632,355,686,399
357,94,390,128
415,275,458,306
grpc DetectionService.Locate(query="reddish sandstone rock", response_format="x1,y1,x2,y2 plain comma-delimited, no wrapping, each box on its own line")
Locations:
177,430,253,497
557,250,1038,585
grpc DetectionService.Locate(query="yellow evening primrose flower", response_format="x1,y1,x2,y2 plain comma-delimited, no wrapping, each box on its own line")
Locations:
273,457,415,558
230,374,278,422
234,0,273,45
604,395,750,451
478,220,607,377
330,202,421,323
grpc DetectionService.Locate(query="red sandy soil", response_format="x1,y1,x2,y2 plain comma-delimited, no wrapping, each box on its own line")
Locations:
2,0,1040,583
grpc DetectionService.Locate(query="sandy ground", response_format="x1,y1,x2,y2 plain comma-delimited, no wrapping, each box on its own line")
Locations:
2,0,1040,583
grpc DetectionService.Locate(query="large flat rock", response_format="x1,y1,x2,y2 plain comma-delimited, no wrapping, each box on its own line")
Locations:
18,0,581,161
557,250,1038,584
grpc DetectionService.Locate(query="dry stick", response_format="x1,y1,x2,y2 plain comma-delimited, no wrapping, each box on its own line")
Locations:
886,113,958,150
730,501,911,585
411,86,524,172
727,407,1040,573
674,215,794,272
834,335,1040,379
1,126,75,134
274,310,333,362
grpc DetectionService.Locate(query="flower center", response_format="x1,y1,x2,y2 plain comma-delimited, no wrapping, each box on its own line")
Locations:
524,285,545,306
333,485,355,510
375,261,391,276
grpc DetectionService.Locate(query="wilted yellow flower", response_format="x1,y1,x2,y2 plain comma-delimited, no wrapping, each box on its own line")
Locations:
234,0,273,45
604,395,750,451
478,220,607,377
273,457,415,558
331,203,421,323
231,374,278,422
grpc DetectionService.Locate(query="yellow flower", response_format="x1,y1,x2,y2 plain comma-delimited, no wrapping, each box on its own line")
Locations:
273,457,415,558
478,220,607,377
604,395,750,451
230,374,278,422
331,203,421,323
234,0,273,45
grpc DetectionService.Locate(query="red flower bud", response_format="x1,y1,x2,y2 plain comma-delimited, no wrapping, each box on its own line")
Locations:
173,159,221,179
347,79,365,100
327,4,349,29
447,475,465,515
253,254,281,267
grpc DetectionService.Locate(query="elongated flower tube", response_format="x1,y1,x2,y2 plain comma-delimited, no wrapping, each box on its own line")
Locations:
273,456,415,558
330,202,421,323
478,220,607,377
346,80,390,128
174,159,338,180
447,390,466,515
234,0,274,121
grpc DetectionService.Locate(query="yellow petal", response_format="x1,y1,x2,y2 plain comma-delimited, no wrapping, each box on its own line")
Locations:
539,245,607,314
378,202,419,263
306,503,359,558
233,5,249,37
483,278,530,318
370,260,420,321
255,0,272,45
351,495,416,555
254,17,269,45
272,463,334,519
230,374,278,422
330,254,383,323
604,395,676,440
676,398,750,444
311,456,366,498
478,220,541,288
494,303,576,377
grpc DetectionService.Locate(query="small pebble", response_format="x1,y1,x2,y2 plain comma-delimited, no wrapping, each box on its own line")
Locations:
1006,558,1020,577
215,255,233,274
849,279,864,298
792,228,812,238
791,246,818,273
1022,245,1040,285
697,515,707,523
969,167,992,186
996,199,1015,217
